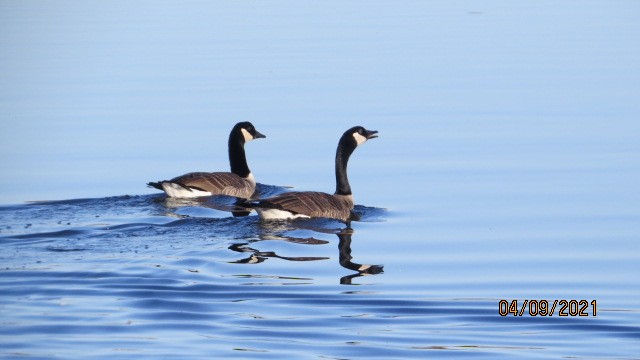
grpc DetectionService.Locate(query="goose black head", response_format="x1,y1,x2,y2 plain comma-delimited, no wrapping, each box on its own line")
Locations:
233,121,266,143
342,126,379,147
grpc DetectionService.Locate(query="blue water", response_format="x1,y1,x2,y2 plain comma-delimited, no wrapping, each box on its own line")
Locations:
2,1,640,359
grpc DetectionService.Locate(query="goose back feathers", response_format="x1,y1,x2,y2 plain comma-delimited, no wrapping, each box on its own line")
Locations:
150,172,256,199
256,191,354,221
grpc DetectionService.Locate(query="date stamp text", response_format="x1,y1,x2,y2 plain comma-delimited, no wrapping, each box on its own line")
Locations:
499,300,597,317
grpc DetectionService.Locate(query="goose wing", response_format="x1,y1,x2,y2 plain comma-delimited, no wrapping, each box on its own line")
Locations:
259,191,354,220
171,172,254,198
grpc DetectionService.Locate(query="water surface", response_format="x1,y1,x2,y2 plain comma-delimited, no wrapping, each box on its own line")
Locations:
1,1,640,359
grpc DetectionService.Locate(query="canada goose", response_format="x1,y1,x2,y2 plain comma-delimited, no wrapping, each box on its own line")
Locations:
147,121,265,199
255,126,378,221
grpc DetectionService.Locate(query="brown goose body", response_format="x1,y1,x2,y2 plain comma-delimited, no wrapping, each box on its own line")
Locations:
147,122,265,199
156,171,256,199
256,191,354,221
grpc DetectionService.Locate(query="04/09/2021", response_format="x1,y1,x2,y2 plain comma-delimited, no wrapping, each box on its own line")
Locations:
499,300,597,317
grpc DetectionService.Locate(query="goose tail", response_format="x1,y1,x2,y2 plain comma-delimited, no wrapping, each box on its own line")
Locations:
147,181,165,190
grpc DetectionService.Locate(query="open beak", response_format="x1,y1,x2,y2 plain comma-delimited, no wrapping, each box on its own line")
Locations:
253,130,266,139
365,129,379,139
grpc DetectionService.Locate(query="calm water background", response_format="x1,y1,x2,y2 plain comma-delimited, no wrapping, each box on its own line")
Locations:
1,1,640,359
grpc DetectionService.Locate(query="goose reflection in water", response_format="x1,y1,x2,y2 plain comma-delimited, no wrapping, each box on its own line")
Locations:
336,228,384,284
161,195,252,217
228,226,383,284
228,232,330,264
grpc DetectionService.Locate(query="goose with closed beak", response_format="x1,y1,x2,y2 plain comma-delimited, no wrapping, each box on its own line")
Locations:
147,121,265,199
255,126,378,222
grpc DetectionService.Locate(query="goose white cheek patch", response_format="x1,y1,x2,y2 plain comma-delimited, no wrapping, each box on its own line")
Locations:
241,128,253,142
352,132,368,145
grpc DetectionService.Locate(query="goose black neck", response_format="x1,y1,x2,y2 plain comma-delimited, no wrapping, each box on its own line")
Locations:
335,139,356,196
228,131,250,178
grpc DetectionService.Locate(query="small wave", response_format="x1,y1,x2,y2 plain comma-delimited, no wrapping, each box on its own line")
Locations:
45,246,87,252
1,229,89,241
